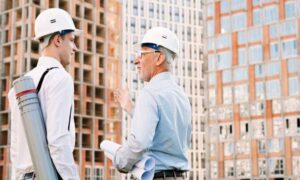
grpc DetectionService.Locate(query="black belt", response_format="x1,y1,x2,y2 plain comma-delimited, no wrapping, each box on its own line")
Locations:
21,172,35,180
154,170,186,178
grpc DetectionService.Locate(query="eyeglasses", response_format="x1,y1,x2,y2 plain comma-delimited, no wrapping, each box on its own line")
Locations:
136,50,160,58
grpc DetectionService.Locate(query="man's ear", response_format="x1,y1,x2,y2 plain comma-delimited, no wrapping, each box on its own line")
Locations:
52,34,62,47
156,53,165,66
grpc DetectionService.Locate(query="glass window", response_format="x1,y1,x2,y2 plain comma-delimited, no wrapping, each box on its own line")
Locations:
223,86,232,104
258,139,267,153
238,31,247,45
264,6,278,24
225,160,235,177
232,13,247,31
217,34,231,49
207,3,215,17
266,80,281,99
232,0,246,11
266,62,280,76
234,67,248,81
255,64,264,77
217,51,232,70
238,48,247,65
252,0,260,6
288,59,299,73
289,77,299,95
253,9,261,25
273,119,284,137
210,161,218,178
269,158,284,175
251,101,265,116
174,7,179,22
132,0,138,16
209,88,216,106
270,42,279,60
282,39,297,58
285,2,296,18
269,138,284,153
236,159,251,177
207,20,215,37
221,16,231,34
258,159,267,176
240,122,250,139
256,82,265,100
292,157,300,176
282,20,297,36
223,70,232,83
236,141,250,155
240,104,250,117
208,54,216,71
252,120,265,138
272,99,281,114
249,45,263,64
221,0,230,14
130,17,136,33
249,28,262,42
224,143,234,156
269,24,279,38
208,38,215,51
209,73,216,85
149,2,154,18
235,84,249,103
210,143,217,156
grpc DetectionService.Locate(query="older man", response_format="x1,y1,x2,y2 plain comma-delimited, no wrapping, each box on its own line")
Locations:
114,27,192,179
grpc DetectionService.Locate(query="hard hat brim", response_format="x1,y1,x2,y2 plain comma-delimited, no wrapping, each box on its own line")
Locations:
34,28,82,40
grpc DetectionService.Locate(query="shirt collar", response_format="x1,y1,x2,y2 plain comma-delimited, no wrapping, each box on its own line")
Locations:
148,72,173,86
37,56,64,69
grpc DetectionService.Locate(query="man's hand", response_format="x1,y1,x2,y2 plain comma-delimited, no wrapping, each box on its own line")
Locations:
114,87,134,114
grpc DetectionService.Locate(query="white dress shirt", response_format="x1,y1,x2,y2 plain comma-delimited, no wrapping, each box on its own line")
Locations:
8,56,79,180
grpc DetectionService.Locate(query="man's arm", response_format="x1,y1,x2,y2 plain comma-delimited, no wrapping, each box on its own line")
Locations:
114,90,159,172
45,72,79,179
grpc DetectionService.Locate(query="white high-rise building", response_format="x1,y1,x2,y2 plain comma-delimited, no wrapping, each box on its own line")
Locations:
121,0,205,179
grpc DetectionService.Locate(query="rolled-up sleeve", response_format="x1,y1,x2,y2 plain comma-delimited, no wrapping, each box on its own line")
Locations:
45,72,79,179
114,90,159,172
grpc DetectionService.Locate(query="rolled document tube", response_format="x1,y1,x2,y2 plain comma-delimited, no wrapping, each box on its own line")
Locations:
13,76,59,180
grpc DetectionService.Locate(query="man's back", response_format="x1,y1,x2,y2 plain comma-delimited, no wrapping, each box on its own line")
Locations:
8,57,78,179
132,72,192,171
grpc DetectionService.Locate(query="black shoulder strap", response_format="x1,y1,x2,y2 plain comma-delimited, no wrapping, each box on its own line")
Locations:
36,67,58,93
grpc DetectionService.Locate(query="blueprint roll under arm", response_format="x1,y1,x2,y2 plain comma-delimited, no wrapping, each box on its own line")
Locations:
13,76,59,180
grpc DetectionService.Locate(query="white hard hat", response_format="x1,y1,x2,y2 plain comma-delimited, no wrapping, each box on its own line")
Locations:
141,27,179,55
34,8,82,40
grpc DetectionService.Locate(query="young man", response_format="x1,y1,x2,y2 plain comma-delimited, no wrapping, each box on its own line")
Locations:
8,8,81,180
114,27,192,179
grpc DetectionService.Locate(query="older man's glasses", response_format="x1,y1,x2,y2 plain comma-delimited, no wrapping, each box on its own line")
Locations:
136,50,160,58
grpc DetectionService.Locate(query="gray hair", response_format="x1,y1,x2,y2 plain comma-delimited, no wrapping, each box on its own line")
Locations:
158,46,176,68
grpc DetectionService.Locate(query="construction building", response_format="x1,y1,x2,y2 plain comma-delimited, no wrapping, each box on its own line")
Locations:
121,0,205,179
205,0,300,179
0,0,122,179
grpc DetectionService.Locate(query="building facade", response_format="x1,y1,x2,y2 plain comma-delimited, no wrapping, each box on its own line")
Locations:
0,0,122,179
121,0,205,179
205,0,300,179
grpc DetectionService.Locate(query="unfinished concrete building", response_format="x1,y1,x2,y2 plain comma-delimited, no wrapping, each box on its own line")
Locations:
0,0,122,179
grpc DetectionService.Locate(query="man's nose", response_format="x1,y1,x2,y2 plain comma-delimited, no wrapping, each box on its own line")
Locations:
73,44,79,52
134,57,140,65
